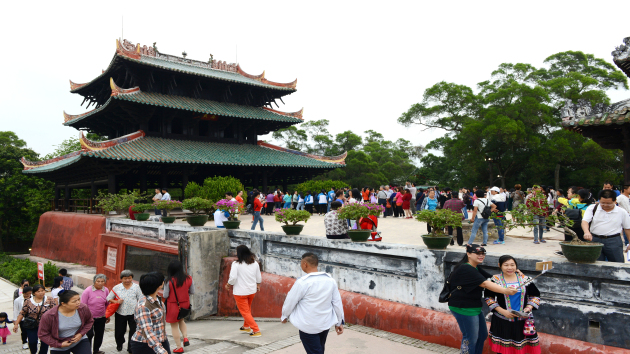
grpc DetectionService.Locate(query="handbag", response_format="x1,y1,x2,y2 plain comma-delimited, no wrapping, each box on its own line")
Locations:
105,291,120,318
523,316,536,336
438,271,461,303
22,297,45,329
171,278,191,320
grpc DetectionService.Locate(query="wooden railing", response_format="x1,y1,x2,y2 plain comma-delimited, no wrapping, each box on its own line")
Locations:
51,199,102,214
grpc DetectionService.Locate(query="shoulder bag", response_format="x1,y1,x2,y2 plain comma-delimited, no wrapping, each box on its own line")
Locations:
22,297,46,329
105,290,120,318
480,200,492,219
171,278,191,320
439,270,461,303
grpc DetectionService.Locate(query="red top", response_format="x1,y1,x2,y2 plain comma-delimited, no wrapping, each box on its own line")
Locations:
402,193,412,209
165,277,192,323
443,199,465,220
362,190,370,201
253,198,263,212
274,194,281,202
38,304,94,348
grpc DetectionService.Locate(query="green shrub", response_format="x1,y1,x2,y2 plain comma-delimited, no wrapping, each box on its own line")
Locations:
275,209,311,225
0,254,58,287
97,190,150,217
185,176,245,204
414,209,462,237
182,197,214,215
131,203,152,213
295,180,346,195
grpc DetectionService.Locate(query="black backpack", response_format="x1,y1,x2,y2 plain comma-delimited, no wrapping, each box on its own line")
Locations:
480,200,492,219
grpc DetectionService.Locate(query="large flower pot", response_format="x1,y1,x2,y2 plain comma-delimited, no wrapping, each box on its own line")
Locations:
223,220,241,230
281,224,305,235
186,215,208,227
348,230,371,242
135,213,150,221
421,235,453,250
161,216,176,224
560,242,604,263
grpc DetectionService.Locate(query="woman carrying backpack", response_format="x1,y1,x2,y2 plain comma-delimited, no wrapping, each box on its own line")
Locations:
164,260,194,353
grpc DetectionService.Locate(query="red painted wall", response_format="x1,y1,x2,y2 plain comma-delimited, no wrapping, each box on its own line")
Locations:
31,212,106,266
217,257,630,354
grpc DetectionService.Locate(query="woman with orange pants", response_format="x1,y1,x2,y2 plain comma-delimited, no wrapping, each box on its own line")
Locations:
225,245,262,337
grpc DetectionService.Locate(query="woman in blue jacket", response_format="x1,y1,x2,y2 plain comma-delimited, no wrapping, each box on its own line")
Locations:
304,191,314,214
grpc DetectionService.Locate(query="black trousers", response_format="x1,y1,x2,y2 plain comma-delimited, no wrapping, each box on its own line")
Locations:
299,330,329,354
87,317,107,352
115,313,137,353
448,226,463,246
26,327,48,354
306,204,314,214
393,205,399,217
20,322,28,344
378,199,387,217
130,340,171,354
326,234,349,239
51,339,91,354
593,235,625,263
318,204,327,214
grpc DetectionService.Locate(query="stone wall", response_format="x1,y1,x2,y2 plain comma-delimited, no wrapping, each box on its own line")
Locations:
106,219,630,350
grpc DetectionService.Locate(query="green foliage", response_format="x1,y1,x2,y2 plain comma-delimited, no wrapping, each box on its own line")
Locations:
96,190,150,217
185,176,245,205
0,254,58,287
414,209,462,237
295,180,346,195
131,204,152,213
153,200,183,216
272,126,308,151
336,202,369,223
399,50,628,190
182,197,213,215
0,132,54,252
274,208,311,225
42,134,106,160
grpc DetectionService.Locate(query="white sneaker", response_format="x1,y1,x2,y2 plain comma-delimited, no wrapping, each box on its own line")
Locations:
23,344,29,350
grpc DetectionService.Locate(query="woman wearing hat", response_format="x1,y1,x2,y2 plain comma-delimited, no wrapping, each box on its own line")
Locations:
447,245,517,354
484,255,541,353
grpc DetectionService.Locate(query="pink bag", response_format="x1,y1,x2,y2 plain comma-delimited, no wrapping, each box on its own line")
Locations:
523,317,536,336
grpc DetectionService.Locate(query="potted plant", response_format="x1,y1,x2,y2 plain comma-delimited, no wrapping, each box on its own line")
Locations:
153,200,183,224
275,208,311,235
215,199,243,229
415,209,462,249
131,203,152,221
336,202,371,241
181,197,213,226
499,187,599,263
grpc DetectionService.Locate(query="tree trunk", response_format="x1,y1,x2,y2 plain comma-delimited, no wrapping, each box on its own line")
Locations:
554,164,561,191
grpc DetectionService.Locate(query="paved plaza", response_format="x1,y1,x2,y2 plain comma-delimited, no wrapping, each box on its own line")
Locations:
0,276,457,354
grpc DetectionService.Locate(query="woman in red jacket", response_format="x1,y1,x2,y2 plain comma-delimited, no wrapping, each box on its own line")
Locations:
164,260,194,353
251,192,265,231
38,290,94,354
402,189,413,218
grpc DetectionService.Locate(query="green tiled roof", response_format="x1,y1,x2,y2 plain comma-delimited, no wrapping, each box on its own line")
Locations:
561,107,630,130
23,155,83,174
24,137,343,174
64,91,303,126
71,54,295,94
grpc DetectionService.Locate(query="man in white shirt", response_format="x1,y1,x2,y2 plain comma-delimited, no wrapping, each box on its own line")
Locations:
281,253,344,354
488,187,507,245
582,189,630,263
617,185,630,247
469,190,497,246
161,188,171,201
152,188,163,215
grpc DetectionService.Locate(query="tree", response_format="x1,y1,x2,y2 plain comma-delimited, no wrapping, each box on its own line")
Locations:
301,120,332,155
271,126,308,151
0,132,53,252
328,131,362,155
43,133,105,160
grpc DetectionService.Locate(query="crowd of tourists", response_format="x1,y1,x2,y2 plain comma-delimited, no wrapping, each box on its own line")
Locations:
10,262,194,354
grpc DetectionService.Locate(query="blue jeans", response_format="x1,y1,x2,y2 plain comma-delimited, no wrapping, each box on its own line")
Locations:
493,216,505,241
297,202,305,210
251,211,264,231
462,206,468,219
451,311,487,354
283,202,291,209
327,202,332,213
299,330,329,354
533,215,545,242
154,208,161,216
468,218,489,244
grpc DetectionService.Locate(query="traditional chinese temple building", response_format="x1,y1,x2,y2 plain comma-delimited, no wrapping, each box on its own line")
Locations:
561,37,630,184
22,39,345,210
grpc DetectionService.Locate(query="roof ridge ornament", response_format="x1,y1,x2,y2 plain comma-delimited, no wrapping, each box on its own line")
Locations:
262,107,304,120
561,98,630,121
237,64,297,89
80,130,146,152
612,37,630,61
257,141,346,165
110,77,140,96
21,151,82,170
69,80,87,91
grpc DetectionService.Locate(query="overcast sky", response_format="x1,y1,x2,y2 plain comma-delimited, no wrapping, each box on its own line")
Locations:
1,1,628,157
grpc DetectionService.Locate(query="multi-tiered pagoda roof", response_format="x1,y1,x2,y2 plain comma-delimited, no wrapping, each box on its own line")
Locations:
23,39,344,199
